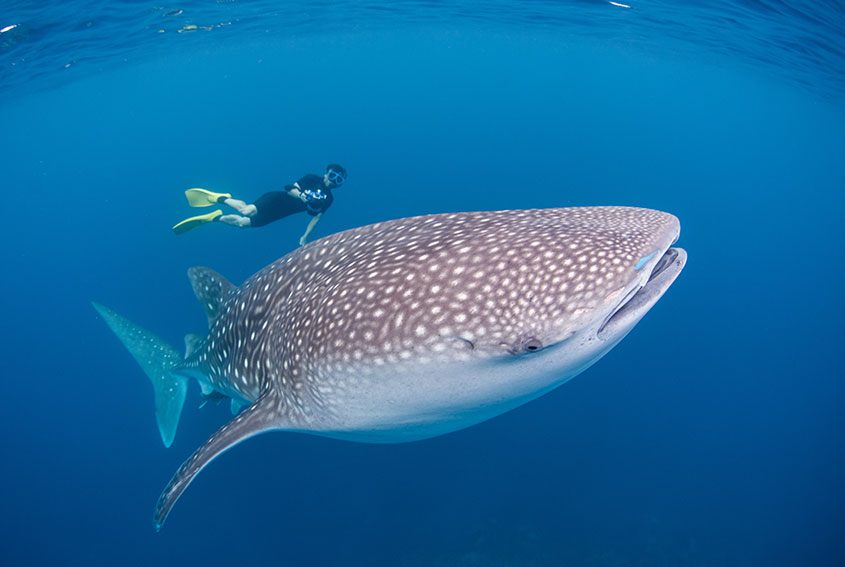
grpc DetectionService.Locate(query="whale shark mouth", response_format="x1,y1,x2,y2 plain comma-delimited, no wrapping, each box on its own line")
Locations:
648,247,681,283
597,247,686,340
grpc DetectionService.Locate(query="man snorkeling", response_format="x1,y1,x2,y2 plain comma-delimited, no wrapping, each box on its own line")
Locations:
172,163,347,246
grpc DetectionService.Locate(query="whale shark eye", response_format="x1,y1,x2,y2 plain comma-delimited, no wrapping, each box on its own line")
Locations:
523,338,543,352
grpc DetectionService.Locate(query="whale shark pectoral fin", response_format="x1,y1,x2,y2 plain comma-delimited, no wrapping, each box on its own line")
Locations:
153,389,280,530
187,266,235,325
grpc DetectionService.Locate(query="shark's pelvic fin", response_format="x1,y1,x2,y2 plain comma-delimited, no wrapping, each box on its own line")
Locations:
92,302,187,448
187,266,235,325
153,389,279,530
230,398,247,415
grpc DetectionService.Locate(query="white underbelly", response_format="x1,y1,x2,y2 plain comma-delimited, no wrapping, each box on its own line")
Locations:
296,352,600,443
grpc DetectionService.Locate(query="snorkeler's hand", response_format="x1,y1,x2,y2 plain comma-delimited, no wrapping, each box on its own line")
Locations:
299,235,307,246
303,190,326,202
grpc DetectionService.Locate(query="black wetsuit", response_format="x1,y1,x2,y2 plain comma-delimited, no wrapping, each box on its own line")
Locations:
249,174,334,228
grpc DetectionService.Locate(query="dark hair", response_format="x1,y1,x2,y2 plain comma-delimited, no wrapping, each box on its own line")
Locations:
326,163,347,178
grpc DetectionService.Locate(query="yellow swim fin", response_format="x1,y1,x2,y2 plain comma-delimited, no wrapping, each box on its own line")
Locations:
172,210,222,234
185,188,232,207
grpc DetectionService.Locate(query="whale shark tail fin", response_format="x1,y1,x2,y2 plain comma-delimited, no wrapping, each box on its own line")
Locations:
92,302,188,448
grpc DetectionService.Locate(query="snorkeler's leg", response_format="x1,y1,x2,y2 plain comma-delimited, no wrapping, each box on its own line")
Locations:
218,214,252,228
221,198,257,217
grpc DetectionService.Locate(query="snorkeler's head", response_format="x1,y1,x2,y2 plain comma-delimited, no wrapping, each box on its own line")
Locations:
325,164,347,187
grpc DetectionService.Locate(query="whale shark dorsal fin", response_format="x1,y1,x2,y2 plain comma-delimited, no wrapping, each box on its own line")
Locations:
153,389,280,530
187,266,235,325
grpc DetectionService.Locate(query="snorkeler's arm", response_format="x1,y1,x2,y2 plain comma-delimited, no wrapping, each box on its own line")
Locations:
287,184,306,201
299,213,322,246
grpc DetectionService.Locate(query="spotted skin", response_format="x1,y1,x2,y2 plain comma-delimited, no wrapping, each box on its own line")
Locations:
99,206,686,529
183,207,678,427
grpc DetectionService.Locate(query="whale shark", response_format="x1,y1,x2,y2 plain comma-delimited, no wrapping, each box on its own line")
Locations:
93,206,686,529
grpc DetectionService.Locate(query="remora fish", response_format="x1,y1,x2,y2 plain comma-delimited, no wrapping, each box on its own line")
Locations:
93,207,686,529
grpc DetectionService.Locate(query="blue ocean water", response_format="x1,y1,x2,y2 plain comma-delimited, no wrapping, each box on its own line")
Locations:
1,1,844,565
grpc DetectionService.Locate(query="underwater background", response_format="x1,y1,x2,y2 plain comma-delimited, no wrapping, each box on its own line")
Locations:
1,1,843,565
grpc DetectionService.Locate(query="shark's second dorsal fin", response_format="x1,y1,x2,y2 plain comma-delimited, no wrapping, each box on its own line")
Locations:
188,266,235,325
184,333,203,358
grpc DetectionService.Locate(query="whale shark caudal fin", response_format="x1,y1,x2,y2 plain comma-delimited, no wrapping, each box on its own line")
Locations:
187,266,235,325
153,389,280,530
92,302,187,448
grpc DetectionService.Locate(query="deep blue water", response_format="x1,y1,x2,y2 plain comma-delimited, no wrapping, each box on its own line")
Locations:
1,1,844,565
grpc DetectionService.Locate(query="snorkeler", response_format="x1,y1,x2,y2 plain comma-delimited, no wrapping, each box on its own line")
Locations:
172,163,347,246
